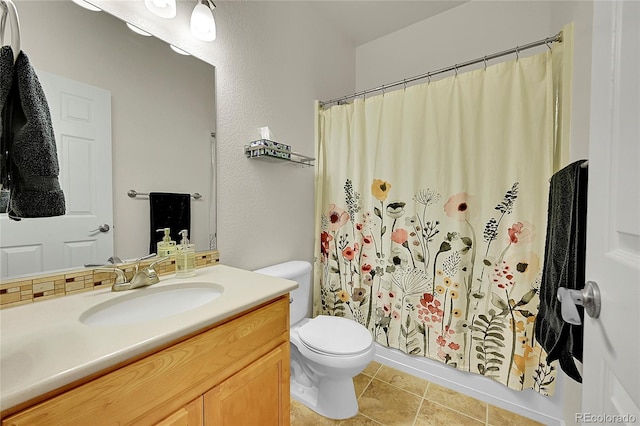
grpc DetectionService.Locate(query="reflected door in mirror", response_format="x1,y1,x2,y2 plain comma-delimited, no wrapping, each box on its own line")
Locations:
0,72,113,278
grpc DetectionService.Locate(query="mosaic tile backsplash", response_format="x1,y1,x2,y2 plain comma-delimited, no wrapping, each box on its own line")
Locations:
0,250,219,308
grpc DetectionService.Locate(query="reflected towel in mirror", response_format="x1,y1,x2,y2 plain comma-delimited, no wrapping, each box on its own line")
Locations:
149,192,191,255
0,46,65,220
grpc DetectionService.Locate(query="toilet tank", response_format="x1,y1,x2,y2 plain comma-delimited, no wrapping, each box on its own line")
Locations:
254,261,312,325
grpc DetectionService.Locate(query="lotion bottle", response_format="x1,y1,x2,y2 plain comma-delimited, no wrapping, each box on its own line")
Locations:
175,229,196,278
156,228,177,258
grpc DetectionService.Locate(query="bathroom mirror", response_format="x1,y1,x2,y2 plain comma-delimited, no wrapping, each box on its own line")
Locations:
0,1,215,279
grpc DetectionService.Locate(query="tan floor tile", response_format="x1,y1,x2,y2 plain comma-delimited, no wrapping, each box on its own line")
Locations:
363,361,382,376
354,373,373,398
374,365,430,397
358,378,422,426
340,414,383,425
488,405,544,426
290,399,341,425
424,383,487,422
414,400,485,426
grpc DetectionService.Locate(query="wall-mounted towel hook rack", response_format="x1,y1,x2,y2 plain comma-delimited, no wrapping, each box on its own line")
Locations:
127,189,203,200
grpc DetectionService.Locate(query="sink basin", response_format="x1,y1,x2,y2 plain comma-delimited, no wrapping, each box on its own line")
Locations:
79,282,224,326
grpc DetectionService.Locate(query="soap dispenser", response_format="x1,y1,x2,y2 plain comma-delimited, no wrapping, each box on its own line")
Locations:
156,228,177,258
175,229,196,278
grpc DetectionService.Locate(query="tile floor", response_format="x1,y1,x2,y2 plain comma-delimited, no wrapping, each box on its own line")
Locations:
290,361,545,426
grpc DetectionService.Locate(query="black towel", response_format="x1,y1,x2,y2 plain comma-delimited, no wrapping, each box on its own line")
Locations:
0,46,65,220
535,160,588,383
0,47,13,205
149,192,191,254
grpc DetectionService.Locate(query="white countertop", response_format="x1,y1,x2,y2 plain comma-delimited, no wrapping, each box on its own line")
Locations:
0,264,297,412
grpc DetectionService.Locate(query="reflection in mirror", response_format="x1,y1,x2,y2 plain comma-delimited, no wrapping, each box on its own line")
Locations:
0,0,215,279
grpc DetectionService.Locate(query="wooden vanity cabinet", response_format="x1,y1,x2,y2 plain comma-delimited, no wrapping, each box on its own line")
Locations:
155,397,203,426
2,296,290,426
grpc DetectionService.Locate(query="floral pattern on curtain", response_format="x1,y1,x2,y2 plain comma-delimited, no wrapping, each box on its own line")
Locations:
314,45,571,396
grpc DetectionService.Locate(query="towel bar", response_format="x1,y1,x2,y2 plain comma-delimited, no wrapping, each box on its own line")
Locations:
127,190,202,200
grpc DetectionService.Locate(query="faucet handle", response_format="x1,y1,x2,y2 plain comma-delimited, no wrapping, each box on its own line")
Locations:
144,257,170,284
149,256,170,269
94,267,128,284
135,253,157,263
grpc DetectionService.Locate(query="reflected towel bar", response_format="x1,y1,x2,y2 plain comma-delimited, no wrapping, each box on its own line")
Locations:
127,189,202,200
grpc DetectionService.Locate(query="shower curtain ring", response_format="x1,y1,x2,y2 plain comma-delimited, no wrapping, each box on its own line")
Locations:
454,65,458,76
515,46,520,60
484,56,488,70
545,40,552,50
403,79,407,90
427,73,431,84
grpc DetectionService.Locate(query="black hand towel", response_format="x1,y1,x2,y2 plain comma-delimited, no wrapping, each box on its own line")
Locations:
149,192,191,255
535,160,588,383
1,47,15,198
1,47,65,220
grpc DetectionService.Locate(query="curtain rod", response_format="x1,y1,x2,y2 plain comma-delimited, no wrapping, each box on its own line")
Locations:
319,31,563,107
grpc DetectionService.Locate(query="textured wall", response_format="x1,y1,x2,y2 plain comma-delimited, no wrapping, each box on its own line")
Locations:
209,2,355,270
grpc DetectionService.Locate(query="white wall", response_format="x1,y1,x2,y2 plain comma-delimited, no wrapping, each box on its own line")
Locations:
207,2,355,270
355,1,593,424
93,0,355,270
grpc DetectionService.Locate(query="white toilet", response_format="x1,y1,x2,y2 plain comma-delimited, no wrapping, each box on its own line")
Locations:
254,261,375,420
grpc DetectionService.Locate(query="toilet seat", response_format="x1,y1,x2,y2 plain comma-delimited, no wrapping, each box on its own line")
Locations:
296,315,372,356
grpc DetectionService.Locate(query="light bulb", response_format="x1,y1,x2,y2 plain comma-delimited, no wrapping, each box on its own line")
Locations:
190,3,216,41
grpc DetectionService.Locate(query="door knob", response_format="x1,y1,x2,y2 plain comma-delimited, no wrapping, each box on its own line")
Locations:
90,224,110,233
557,281,601,325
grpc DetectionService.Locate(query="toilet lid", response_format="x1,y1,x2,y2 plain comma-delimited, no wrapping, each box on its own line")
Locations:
296,315,372,355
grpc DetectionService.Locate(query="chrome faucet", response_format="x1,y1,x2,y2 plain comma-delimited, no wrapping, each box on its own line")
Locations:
95,254,169,292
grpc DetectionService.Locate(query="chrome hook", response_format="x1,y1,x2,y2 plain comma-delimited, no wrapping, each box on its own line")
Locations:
515,46,520,60
427,73,431,84
483,56,488,70
454,64,458,76
403,79,407,90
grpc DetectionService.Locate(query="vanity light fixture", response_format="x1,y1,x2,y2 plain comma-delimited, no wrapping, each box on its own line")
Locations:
70,0,101,12
126,22,152,37
144,0,176,19
169,44,191,56
190,0,216,41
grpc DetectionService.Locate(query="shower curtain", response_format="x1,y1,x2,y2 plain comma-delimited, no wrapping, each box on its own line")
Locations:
313,27,572,396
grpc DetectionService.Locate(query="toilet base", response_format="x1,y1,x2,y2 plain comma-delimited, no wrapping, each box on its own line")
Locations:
291,376,359,420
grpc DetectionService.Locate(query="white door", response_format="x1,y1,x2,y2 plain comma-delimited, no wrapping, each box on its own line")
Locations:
582,0,640,423
0,72,113,278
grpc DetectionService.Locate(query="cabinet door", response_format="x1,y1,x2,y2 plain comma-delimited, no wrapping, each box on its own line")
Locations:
204,343,290,426
155,397,203,426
